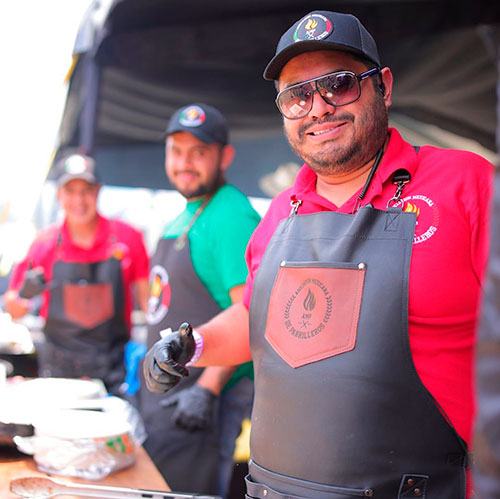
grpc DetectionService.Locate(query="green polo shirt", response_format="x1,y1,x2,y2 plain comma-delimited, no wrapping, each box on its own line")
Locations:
163,184,261,387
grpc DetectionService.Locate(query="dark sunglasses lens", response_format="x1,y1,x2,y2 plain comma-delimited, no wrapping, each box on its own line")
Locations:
318,73,359,105
279,83,313,118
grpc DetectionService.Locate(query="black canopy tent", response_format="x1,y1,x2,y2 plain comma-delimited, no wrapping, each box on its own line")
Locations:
48,0,500,198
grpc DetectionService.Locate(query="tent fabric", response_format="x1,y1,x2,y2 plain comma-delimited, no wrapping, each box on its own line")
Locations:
49,1,500,197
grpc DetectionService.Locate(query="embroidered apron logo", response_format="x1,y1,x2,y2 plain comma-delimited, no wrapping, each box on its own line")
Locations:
146,264,171,325
284,279,332,339
395,195,440,244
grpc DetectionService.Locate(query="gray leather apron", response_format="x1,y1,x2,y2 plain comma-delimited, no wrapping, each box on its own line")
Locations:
41,229,127,395
139,234,222,494
246,190,467,497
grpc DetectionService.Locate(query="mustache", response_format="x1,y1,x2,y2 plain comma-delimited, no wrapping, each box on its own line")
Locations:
298,113,355,138
174,170,199,176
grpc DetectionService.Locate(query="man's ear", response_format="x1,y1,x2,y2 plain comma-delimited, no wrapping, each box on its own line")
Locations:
220,144,235,172
380,67,393,108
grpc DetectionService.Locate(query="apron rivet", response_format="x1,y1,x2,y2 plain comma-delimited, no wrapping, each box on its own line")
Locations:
364,490,374,497
358,262,366,270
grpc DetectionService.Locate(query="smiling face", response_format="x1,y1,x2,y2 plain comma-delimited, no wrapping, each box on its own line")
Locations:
165,132,234,200
57,179,100,227
278,50,392,178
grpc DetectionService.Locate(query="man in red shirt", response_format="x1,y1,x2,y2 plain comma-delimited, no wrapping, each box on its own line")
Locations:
5,153,149,394
143,10,493,498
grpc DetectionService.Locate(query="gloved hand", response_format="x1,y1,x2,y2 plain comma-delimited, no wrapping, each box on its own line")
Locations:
160,383,217,431
19,267,46,299
143,322,196,393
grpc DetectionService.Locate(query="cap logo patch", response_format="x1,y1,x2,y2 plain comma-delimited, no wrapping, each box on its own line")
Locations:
64,155,88,174
179,105,206,127
294,13,332,42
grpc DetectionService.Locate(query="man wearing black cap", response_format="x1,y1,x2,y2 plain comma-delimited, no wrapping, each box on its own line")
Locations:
5,153,149,394
139,103,260,496
143,12,493,498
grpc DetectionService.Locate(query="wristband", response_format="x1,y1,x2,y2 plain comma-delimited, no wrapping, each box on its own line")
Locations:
186,329,204,366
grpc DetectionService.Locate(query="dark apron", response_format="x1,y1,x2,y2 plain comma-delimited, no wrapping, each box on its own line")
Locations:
41,230,128,395
246,199,467,498
139,236,222,494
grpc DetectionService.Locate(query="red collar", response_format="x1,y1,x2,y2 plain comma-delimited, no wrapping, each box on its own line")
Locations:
61,214,108,250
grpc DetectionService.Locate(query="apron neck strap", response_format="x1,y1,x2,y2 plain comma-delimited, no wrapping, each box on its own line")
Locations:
352,147,385,214
175,194,213,250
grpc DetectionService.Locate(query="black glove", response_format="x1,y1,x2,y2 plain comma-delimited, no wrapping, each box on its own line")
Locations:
160,383,216,431
19,268,46,299
143,322,196,393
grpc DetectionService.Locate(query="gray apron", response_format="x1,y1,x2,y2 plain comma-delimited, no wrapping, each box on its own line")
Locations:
41,229,127,395
246,189,467,497
139,235,222,494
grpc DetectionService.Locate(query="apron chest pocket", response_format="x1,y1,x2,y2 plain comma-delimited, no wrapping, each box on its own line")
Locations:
264,261,366,368
63,282,114,329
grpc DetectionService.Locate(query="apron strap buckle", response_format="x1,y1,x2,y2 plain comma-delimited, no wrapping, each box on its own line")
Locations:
289,196,302,216
387,169,411,209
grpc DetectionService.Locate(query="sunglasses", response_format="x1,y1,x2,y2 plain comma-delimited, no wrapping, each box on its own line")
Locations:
275,67,381,120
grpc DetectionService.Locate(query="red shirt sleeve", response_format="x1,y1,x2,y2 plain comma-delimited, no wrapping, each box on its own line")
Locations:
469,157,494,287
112,220,150,283
127,226,150,282
8,225,59,292
243,189,295,309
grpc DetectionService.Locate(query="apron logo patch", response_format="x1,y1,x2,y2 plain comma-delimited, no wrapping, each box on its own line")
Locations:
284,278,332,339
63,282,114,329
395,194,440,244
146,264,171,325
265,265,364,367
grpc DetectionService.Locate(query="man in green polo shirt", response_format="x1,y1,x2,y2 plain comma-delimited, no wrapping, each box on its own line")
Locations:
139,103,261,497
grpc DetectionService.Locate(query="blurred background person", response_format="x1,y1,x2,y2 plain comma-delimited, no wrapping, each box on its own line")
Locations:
139,103,260,496
4,153,149,395
474,169,500,498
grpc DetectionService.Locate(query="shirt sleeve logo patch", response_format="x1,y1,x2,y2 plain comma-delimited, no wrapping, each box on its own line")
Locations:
146,264,171,325
396,195,440,244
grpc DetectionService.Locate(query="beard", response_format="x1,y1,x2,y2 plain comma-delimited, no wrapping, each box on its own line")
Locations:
285,92,388,177
174,167,226,200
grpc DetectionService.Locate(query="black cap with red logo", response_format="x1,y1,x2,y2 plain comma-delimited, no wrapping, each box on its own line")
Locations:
165,103,228,145
264,11,381,80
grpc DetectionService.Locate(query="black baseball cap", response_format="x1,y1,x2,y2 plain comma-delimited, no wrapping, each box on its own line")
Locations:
55,153,100,186
165,103,228,145
264,11,381,80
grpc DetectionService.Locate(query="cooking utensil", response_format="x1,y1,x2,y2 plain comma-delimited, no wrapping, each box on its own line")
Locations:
10,476,222,499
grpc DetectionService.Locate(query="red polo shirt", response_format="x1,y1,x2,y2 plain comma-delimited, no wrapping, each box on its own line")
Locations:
244,128,493,450
9,214,149,332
